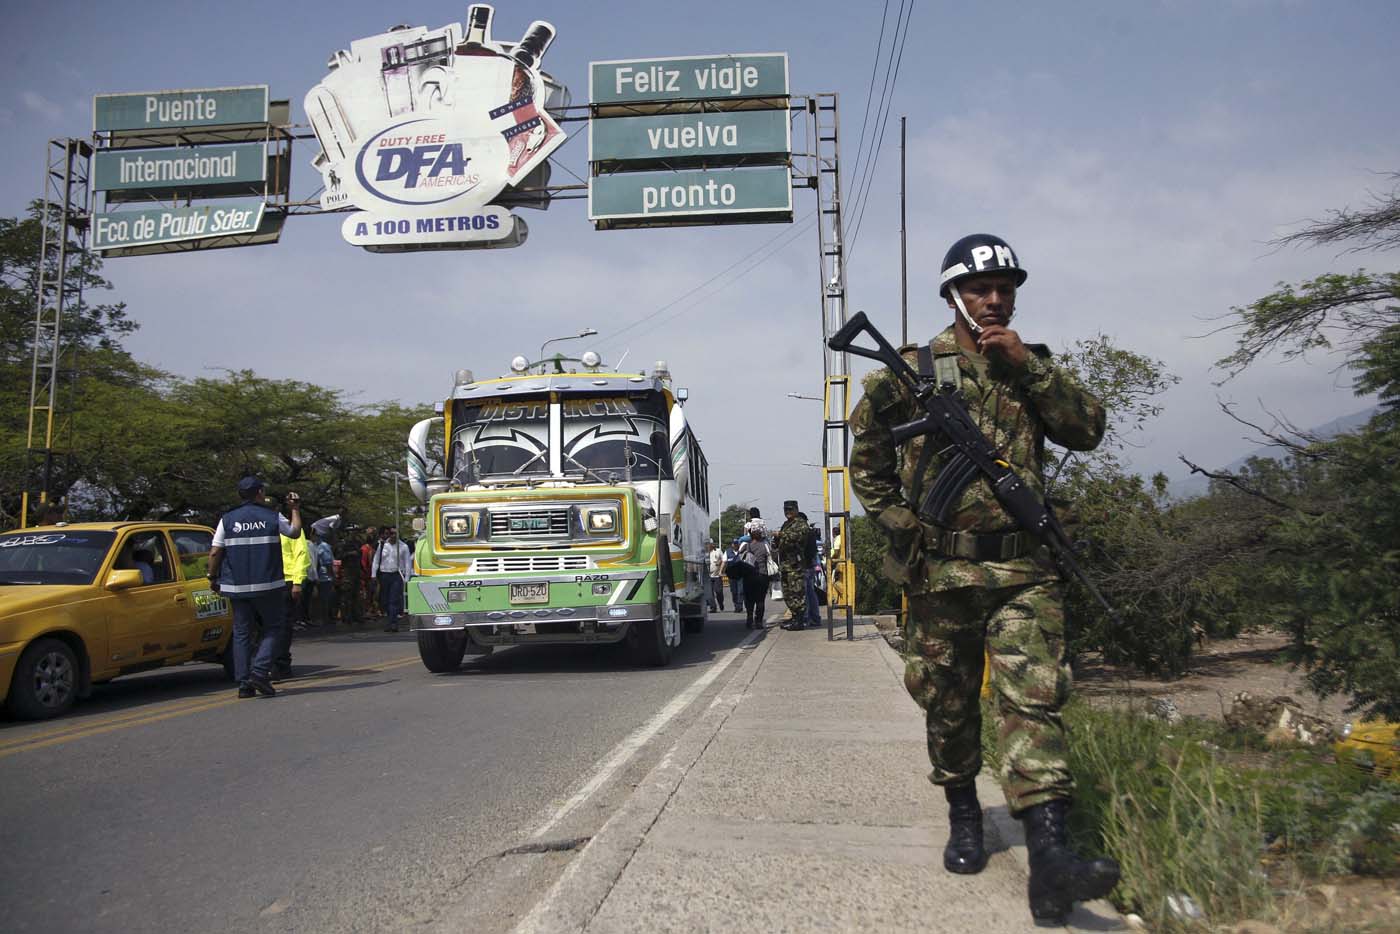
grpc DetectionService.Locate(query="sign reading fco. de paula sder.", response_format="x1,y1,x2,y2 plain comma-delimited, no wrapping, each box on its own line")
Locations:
305,6,570,252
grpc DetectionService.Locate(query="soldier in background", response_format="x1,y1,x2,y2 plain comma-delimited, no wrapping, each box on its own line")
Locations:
849,234,1119,925
775,500,809,630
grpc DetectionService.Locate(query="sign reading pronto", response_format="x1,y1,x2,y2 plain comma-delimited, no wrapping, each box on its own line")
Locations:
591,54,788,106
589,166,791,228
304,8,568,251
590,109,789,167
94,86,269,132
92,201,266,252
93,143,267,192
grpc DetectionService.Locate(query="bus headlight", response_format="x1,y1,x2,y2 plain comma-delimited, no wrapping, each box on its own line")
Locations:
441,509,484,541
584,508,617,534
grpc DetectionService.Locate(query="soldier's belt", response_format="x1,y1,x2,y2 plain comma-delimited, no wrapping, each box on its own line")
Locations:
924,527,1032,561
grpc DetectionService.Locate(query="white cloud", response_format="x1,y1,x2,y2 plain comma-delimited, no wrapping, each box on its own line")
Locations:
20,91,64,122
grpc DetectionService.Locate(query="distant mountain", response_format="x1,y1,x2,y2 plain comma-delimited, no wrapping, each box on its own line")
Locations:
1172,405,1380,499
1221,405,1381,473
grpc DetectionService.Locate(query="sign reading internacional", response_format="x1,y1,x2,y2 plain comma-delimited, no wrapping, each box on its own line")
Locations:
304,7,569,252
589,165,791,229
92,200,266,252
93,143,267,192
94,86,269,133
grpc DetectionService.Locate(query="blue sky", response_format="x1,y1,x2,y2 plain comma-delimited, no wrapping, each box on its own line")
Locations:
4,0,1399,514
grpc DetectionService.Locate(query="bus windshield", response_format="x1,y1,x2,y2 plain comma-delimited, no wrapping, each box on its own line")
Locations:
450,393,673,485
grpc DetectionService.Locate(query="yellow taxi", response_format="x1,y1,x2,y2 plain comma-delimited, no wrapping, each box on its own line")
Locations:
0,522,235,720
1336,719,1400,782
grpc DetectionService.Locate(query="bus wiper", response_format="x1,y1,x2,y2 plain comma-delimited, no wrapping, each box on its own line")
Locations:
513,447,548,475
560,450,614,486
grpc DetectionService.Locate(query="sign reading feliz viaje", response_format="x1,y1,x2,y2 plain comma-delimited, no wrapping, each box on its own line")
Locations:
305,5,571,252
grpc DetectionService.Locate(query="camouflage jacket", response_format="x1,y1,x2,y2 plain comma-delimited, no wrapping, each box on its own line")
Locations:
850,325,1105,592
775,516,808,567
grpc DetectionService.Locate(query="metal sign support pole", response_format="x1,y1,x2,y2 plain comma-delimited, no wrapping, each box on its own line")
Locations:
803,93,855,641
22,139,92,528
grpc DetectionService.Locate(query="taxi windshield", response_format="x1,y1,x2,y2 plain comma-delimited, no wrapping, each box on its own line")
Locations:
0,531,116,585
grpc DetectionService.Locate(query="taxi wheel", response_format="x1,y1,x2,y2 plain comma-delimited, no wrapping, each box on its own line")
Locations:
8,638,79,720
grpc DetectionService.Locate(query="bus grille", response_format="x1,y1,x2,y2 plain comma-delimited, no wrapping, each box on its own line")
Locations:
489,507,571,539
471,555,592,573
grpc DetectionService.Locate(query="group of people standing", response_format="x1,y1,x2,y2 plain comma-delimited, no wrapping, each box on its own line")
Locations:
706,501,823,630
208,476,420,696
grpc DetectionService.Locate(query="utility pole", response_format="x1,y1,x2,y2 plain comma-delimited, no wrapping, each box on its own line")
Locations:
900,115,908,347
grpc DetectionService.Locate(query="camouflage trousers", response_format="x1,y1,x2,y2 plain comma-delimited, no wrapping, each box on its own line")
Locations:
903,581,1073,814
781,563,807,618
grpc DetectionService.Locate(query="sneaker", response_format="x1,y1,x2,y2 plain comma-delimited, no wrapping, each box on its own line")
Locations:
246,673,277,697
238,684,256,699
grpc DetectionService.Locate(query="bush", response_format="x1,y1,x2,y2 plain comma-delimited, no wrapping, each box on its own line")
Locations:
981,701,1400,930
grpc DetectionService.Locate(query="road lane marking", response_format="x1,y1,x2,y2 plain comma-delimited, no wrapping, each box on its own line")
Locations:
529,630,762,841
0,656,421,759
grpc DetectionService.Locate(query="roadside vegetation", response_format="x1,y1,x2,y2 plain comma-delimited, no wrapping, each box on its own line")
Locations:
1,202,429,531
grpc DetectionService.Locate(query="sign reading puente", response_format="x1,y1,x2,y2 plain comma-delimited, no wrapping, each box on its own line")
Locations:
587,53,793,230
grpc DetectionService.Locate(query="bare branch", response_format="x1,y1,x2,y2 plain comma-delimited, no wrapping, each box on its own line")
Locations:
1270,172,1400,254
1176,454,1324,515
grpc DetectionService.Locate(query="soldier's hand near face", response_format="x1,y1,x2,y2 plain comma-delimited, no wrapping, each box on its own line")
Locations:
976,325,1030,369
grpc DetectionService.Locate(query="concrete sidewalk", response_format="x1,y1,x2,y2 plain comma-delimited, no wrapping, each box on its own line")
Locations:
516,619,1124,934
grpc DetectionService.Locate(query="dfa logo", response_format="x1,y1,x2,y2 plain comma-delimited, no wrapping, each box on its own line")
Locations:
354,117,492,208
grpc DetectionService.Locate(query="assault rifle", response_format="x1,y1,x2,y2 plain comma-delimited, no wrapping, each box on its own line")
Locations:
828,311,1122,626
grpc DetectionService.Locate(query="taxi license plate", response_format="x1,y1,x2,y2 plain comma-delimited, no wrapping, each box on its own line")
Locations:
510,582,549,604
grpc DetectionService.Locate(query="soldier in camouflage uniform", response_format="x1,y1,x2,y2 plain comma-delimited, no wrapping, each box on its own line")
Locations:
849,234,1120,924
776,500,810,629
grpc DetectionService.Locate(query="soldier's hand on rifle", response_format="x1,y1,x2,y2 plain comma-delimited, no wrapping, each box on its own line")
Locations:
875,505,924,585
976,325,1030,369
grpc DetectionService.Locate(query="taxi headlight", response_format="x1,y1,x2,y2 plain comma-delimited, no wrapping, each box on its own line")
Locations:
585,509,617,534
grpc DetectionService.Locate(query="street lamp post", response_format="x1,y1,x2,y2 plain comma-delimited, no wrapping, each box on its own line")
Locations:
539,328,598,368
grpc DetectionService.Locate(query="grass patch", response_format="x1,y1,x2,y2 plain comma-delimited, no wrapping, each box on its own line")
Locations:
981,700,1400,930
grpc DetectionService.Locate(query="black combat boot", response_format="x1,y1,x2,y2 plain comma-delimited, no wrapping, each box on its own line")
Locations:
943,783,988,874
1020,800,1120,926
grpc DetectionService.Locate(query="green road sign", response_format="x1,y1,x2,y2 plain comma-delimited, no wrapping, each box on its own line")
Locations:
93,143,267,192
94,86,269,132
92,201,267,252
591,54,788,105
589,165,791,228
590,109,790,166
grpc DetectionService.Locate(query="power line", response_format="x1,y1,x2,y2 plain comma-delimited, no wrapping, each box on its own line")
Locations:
604,214,817,349
845,0,892,202
598,210,816,349
847,0,915,260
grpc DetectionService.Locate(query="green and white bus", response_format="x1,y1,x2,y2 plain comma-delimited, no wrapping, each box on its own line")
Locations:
404,354,711,670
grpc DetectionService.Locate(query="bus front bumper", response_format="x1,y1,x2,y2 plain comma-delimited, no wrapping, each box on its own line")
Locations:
408,603,653,645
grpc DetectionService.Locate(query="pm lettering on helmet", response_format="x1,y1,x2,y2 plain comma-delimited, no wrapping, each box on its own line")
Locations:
970,243,1016,272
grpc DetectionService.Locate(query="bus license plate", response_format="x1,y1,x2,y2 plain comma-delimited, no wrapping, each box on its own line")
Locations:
510,582,549,604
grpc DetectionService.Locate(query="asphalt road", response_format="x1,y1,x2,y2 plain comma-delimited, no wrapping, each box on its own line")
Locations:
0,612,761,933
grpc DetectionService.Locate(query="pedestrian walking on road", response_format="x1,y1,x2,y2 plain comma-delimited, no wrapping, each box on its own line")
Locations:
373,527,412,632
776,500,809,630
738,523,773,629
207,477,301,699
705,540,725,611
724,538,744,609
849,233,1119,925
311,529,335,626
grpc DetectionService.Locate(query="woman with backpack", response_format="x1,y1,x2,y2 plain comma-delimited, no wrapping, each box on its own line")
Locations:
739,508,775,629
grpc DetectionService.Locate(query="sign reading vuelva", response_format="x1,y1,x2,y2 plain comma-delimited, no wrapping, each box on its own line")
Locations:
305,5,570,252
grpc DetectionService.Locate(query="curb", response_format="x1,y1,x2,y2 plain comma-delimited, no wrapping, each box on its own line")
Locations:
873,635,1125,932
512,629,780,934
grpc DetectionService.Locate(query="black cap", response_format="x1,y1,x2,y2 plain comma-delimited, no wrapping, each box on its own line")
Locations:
783,500,798,511
237,476,264,495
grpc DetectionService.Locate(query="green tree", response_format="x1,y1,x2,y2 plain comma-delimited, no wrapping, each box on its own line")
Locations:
708,503,751,547
1205,178,1400,718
